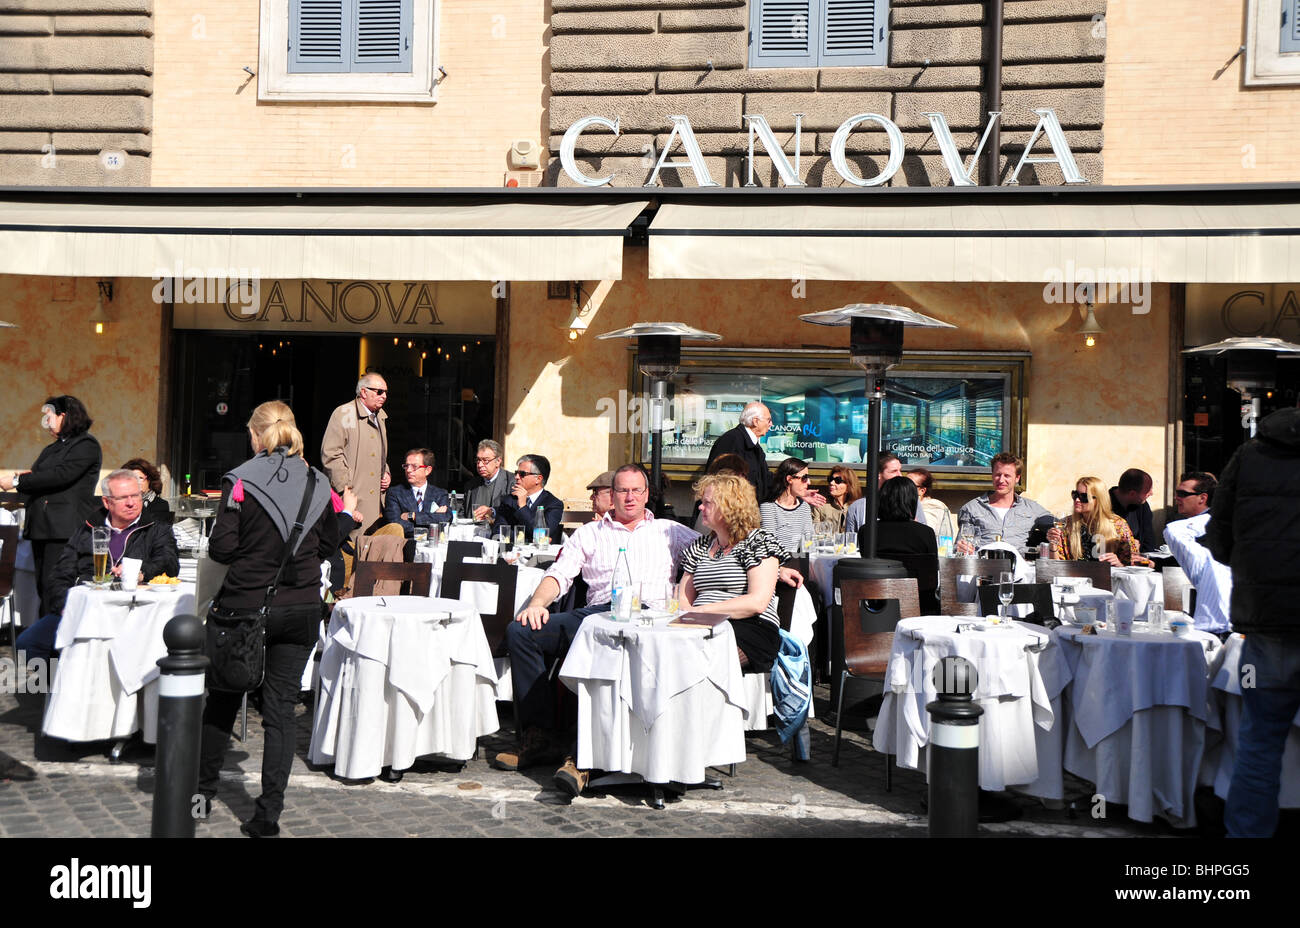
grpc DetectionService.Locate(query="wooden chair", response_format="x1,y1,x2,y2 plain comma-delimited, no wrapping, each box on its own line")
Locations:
883,552,940,615
938,556,1004,616
441,558,517,658
352,561,433,598
0,525,18,657
1032,559,1112,591
832,576,920,785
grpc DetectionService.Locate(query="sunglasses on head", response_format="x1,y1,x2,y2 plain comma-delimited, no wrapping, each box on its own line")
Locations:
1070,491,1090,503
1174,488,1202,498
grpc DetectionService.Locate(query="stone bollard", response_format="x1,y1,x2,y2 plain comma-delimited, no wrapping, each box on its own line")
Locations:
926,655,983,838
151,614,209,838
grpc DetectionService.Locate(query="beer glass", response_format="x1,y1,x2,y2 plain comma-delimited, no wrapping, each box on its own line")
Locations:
92,527,111,584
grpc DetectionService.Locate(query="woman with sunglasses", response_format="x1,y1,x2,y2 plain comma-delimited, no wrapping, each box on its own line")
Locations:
760,457,816,556
812,465,861,534
1047,475,1148,566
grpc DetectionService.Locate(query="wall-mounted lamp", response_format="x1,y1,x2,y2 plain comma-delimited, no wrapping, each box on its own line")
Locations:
1077,301,1103,348
90,280,113,335
567,281,590,340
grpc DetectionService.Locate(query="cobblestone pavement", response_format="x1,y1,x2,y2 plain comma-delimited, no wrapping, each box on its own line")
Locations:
0,687,1185,838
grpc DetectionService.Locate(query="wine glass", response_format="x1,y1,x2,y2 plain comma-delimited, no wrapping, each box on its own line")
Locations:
958,525,976,555
997,571,1016,624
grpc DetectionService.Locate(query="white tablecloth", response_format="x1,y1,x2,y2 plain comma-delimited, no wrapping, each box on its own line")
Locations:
872,616,1070,796
44,583,196,743
560,614,748,784
309,596,499,778
1201,633,1300,808
1055,624,1220,826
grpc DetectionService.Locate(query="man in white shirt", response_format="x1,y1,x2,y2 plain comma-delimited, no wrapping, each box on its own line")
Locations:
492,464,698,793
1163,471,1232,634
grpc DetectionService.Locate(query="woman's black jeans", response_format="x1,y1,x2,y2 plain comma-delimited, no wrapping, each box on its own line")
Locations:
198,602,321,824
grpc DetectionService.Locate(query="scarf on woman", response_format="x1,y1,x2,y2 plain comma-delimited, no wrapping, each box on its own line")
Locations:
224,448,331,555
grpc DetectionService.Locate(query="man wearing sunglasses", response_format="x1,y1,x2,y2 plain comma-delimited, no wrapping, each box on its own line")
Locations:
322,372,392,535
1162,471,1230,636
492,454,563,545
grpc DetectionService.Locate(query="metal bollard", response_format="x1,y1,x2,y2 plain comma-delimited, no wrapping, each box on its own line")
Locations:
151,614,209,838
926,655,983,838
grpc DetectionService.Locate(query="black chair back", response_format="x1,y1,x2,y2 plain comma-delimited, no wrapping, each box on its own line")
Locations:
443,559,518,658
442,540,486,593
976,581,1056,625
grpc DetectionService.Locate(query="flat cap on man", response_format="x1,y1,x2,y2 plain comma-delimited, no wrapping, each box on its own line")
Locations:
585,470,614,490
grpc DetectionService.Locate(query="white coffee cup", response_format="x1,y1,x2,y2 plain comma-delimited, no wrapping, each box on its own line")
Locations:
119,556,142,591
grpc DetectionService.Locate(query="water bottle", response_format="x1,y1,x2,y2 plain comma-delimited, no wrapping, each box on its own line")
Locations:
611,546,632,621
533,505,549,548
938,511,954,558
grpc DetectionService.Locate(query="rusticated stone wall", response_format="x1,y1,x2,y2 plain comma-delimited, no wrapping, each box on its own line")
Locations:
0,0,152,186
546,0,1106,187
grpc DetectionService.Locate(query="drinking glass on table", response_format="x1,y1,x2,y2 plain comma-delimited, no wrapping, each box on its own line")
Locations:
92,527,111,585
497,524,511,550
428,523,442,546
843,532,858,555
997,571,1015,624
640,580,674,624
957,525,976,555
515,527,526,547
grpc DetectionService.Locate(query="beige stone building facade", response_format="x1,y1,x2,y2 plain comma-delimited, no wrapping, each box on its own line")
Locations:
1,1,1298,528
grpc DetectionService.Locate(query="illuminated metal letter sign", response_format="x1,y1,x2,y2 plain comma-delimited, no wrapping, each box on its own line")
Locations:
560,107,1087,188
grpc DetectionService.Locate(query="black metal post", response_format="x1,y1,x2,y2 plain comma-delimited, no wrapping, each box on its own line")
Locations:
151,614,209,838
649,377,666,517
926,656,983,838
863,370,884,558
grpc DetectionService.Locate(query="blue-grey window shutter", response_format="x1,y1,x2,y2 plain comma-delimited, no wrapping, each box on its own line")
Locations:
1283,0,1300,53
750,0,818,68
821,0,887,66
289,0,349,73
351,0,412,72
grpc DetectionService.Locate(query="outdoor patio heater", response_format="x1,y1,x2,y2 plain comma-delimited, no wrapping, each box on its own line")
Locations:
1183,336,1300,438
597,322,721,514
800,304,956,559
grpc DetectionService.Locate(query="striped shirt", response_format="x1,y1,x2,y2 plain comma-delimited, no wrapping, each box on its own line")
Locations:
543,510,698,607
680,529,784,626
760,499,815,557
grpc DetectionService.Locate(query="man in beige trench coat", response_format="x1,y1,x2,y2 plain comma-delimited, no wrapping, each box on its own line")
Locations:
321,372,392,533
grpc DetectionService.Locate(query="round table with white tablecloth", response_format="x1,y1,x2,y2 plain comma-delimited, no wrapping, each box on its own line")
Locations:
559,614,749,785
1054,623,1220,827
1200,633,1300,808
412,542,547,615
872,616,1071,797
43,583,196,743
309,596,499,779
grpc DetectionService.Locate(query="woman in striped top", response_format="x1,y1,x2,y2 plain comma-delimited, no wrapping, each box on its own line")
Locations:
681,474,784,672
760,457,816,557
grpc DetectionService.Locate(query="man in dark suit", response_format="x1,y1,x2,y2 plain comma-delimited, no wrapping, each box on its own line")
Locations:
464,439,511,536
1109,467,1158,551
705,402,774,502
493,454,563,544
384,448,452,537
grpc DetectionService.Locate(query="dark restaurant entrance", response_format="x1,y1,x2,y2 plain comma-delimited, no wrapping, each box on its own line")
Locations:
170,331,496,496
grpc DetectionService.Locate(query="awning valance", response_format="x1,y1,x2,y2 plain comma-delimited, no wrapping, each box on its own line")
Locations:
0,199,649,281
648,201,1300,283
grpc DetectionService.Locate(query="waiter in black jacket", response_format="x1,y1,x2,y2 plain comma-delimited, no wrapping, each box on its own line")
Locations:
706,402,774,503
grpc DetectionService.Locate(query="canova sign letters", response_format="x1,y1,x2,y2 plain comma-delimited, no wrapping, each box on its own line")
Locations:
559,108,1086,188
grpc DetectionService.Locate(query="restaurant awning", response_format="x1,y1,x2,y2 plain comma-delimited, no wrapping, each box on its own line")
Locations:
0,198,649,281
647,200,1300,283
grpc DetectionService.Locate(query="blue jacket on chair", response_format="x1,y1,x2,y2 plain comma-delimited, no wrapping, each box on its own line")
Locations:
771,629,811,758
384,483,453,537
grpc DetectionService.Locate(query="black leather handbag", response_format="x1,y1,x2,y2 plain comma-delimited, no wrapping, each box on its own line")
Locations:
205,470,318,693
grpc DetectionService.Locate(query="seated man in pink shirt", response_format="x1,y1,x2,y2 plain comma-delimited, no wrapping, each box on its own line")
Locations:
492,464,698,796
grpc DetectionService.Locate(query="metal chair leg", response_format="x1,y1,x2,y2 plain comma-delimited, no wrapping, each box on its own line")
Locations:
238,692,248,742
832,669,848,767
